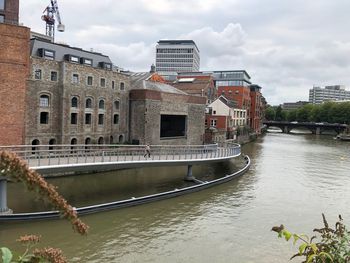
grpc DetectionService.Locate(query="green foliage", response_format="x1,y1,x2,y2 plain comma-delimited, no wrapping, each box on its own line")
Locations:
265,102,350,124
272,214,350,262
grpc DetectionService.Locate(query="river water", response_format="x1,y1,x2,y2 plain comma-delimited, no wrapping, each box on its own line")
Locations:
1,132,350,262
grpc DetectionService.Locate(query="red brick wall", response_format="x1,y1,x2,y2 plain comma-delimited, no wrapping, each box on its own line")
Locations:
0,23,30,145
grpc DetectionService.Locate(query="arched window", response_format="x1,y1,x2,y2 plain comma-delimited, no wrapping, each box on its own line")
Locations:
118,135,124,143
49,138,56,150
71,97,78,108
31,139,40,153
39,95,50,107
110,136,113,144
85,138,91,144
85,98,92,108
114,100,120,110
98,137,104,144
99,99,105,110
71,138,77,145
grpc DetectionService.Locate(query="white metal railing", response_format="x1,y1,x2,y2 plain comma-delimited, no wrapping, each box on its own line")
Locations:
0,143,241,168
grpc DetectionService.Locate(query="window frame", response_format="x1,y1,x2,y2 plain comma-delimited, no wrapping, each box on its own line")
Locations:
40,112,49,124
72,73,79,84
34,69,42,80
39,95,50,107
50,71,58,82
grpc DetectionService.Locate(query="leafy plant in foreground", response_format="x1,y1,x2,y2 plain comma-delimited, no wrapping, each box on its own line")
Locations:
272,214,350,262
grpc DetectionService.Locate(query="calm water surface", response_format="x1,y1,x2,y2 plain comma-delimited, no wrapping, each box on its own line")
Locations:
1,133,350,262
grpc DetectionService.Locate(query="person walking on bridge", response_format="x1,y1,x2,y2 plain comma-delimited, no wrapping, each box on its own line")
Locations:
144,144,151,158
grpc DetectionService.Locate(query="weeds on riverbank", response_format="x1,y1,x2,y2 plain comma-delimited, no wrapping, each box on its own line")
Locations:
272,214,350,262
0,151,89,262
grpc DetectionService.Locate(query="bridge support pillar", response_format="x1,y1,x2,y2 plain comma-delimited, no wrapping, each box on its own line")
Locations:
184,165,195,182
316,127,321,135
0,176,12,215
284,126,289,134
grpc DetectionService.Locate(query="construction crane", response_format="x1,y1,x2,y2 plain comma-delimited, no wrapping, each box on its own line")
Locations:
41,0,65,41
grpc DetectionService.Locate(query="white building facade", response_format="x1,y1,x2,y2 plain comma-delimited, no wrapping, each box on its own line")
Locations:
155,40,200,79
309,85,350,104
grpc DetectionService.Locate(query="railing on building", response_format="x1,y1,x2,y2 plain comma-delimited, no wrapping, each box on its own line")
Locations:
0,143,241,168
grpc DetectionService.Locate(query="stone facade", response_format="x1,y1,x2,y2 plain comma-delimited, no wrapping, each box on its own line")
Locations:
0,23,30,145
26,56,129,145
129,89,206,145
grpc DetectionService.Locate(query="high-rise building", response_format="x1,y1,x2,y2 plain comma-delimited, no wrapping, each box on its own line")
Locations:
155,40,200,80
309,85,350,104
0,0,19,24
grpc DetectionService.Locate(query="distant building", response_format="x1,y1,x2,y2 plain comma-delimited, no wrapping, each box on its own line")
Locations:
129,72,206,145
282,101,309,110
155,40,200,80
0,0,19,24
205,96,247,143
0,0,29,145
309,85,350,104
171,74,217,104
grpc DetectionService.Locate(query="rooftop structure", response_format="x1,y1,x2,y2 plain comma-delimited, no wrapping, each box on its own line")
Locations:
155,40,200,79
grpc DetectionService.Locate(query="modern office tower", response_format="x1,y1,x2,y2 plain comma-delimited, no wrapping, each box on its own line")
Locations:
155,40,200,80
0,0,19,24
309,85,350,104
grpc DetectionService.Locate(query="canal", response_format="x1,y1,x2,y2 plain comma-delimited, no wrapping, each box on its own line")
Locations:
1,132,350,262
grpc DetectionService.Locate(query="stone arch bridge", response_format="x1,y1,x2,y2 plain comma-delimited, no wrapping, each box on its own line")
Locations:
263,121,348,134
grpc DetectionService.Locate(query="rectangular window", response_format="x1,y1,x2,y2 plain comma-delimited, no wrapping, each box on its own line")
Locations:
34,69,42,80
113,114,119,124
70,56,79,63
100,78,106,87
72,74,79,84
160,115,186,138
39,97,49,107
40,112,49,124
81,58,93,66
87,76,93,86
0,15,4,23
85,113,92,125
211,119,217,127
50,71,58,81
98,114,104,125
112,81,115,89
0,0,4,9
44,49,55,60
71,113,78,124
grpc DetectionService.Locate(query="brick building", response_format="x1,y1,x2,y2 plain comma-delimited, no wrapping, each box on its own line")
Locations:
129,72,206,145
0,0,30,146
171,74,217,104
26,37,129,145
249,85,263,134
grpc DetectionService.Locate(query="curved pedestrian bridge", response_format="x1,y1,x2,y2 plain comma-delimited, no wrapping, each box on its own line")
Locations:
0,143,241,176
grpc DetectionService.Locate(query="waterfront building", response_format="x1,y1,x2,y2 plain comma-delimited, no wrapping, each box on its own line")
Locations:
155,40,200,80
171,74,217,104
309,85,350,104
205,96,247,143
0,0,30,145
129,72,206,145
249,85,263,134
26,36,130,145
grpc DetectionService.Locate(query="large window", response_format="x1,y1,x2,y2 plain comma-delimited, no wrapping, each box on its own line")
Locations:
0,0,4,10
71,113,78,124
160,115,186,138
99,99,105,109
71,97,78,108
72,74,79,84
50,71,58,81
0,15,4,23
85,98,92,108
98,114,104,125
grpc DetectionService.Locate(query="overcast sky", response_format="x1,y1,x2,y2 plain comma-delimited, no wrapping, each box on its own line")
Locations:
19,0,350,105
